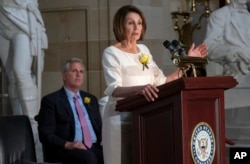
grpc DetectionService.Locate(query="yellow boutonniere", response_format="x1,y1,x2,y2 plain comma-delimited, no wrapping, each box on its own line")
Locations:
84,97,91,106
139,53,149,71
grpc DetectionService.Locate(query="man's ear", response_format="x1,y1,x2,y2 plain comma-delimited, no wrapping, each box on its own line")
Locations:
62,73,66,81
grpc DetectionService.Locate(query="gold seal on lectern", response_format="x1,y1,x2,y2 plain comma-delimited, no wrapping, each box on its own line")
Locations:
191,122,215,164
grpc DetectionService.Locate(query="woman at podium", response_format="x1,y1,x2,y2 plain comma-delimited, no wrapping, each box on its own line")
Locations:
101,5,208,164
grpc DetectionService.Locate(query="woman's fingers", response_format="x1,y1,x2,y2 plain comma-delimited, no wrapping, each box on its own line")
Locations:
188,43,196,56
198,44,208,57
188,43,208,57
142,84,159,102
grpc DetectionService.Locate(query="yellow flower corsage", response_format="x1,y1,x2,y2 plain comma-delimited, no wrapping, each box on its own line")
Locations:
84,97,91,106
139,53,149,71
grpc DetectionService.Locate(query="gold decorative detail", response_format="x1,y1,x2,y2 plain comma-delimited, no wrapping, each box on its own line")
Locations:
171,11,190,44
204,0,211,13
171,0,211,50
191,0,212,12
191,0,197,12
190,10,210,42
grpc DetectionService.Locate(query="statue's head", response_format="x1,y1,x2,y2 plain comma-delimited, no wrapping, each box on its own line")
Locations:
232,0,247,5
231,0,248,9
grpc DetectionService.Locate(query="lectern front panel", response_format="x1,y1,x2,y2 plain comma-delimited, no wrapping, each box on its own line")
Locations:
182,89,226,164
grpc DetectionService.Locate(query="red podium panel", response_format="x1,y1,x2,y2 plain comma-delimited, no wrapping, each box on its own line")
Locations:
116,76,238,164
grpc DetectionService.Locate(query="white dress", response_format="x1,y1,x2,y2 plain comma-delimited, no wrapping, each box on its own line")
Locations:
102,44,166,164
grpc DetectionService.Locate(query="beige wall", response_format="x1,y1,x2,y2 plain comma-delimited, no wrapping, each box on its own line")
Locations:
39,0,110,98
38,0,221,99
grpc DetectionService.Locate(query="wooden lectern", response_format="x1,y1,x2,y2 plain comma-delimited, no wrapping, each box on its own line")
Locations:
116,76,238,164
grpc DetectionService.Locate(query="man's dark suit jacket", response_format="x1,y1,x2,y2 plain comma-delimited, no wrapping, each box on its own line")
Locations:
36,87,102,162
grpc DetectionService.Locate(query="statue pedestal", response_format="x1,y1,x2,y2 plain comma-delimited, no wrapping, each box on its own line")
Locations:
225,76,250,148
207,62,250,148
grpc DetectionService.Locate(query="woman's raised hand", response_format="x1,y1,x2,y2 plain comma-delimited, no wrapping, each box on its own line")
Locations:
188,43,208,58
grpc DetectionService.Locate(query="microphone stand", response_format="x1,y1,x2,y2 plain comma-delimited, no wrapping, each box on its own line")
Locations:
172,56,209,77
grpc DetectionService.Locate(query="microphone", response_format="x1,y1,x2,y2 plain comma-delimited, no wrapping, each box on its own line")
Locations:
163,40,179,61
172,40,187,56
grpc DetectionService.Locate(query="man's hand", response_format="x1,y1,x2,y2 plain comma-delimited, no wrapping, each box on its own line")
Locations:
64,141,87,150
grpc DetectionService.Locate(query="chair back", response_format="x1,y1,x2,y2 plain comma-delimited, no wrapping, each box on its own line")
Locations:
0,115,37,164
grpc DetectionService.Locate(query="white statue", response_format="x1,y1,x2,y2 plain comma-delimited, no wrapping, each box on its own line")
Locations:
204,0,250,76
0,0,48,121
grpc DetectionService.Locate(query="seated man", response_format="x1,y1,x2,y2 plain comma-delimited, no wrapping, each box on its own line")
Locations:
204,0,250,76
36,58,103,164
